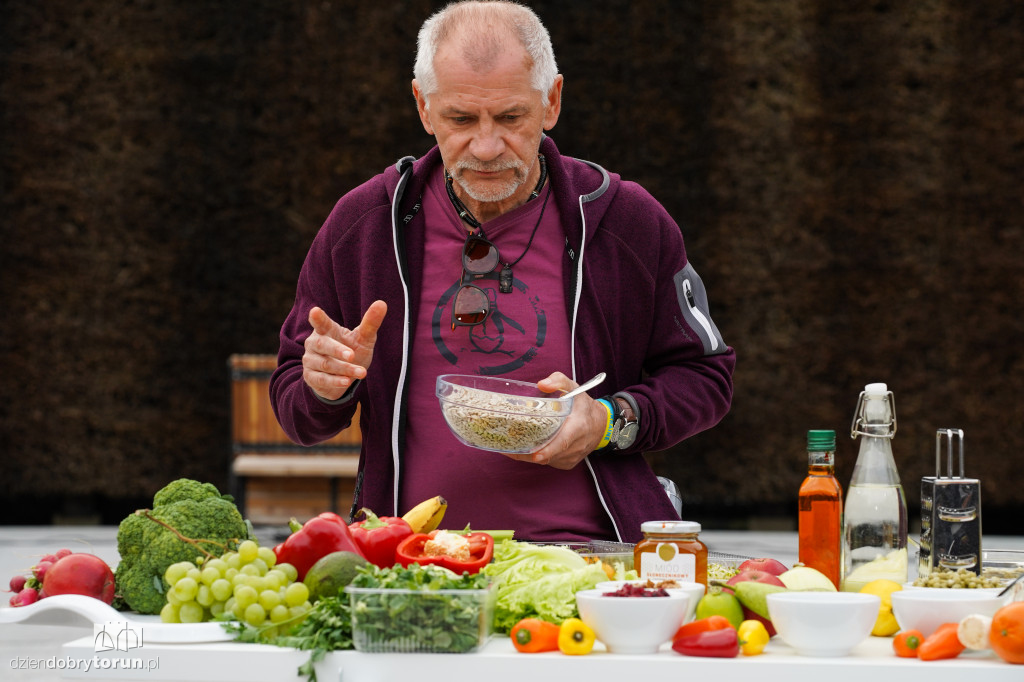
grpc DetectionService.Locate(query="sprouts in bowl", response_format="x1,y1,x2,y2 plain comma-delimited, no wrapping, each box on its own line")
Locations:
436,374,572,454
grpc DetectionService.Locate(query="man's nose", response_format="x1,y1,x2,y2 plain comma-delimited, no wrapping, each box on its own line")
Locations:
469,118,505,161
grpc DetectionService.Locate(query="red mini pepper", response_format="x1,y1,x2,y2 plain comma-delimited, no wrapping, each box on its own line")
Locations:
395,530,495,574
671,627,741,658
673,615,734,643
348,508,414,568
272,512,365,581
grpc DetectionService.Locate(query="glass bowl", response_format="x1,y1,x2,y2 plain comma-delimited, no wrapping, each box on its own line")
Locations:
436,374,572,454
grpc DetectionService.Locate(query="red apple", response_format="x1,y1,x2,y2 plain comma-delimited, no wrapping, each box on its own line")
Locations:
41,553,115,605
737,557,789,576
726,570,786,588
723,570,786,637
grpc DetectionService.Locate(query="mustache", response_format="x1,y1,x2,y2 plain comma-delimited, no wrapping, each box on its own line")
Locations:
452,159,527,174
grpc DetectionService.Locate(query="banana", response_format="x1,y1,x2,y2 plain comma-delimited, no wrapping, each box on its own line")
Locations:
402,495,447,533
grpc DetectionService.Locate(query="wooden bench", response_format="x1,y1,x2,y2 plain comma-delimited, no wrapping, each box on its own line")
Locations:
228,354,361,526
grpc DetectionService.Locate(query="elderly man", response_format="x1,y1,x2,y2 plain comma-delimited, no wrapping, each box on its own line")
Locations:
270,0,735,543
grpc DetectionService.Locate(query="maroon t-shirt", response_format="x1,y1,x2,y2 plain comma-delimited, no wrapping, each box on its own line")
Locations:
398,165,615,541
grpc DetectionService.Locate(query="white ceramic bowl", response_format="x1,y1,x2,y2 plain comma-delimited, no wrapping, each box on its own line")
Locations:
436,374,572,454
594,580,705,619
767,591,880,657
891,588,1008,637
575,588,695,654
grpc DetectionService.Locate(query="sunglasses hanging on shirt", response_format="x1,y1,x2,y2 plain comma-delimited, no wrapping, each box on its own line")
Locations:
447,155,551,329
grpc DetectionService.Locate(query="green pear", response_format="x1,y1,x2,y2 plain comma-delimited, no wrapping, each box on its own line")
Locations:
732,581,788,619
694,586,745,628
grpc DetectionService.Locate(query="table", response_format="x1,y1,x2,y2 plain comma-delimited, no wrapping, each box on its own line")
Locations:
2,526,1022,682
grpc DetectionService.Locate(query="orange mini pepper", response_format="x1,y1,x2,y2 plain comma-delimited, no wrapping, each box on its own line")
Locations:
918,623,965,661
893,629,924,658
510,618,560,653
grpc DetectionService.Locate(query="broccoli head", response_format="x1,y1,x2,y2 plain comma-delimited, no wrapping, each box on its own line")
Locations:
152,478,232,507
115,478,253,614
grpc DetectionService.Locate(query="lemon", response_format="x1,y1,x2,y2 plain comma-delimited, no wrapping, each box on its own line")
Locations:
859,579,903,636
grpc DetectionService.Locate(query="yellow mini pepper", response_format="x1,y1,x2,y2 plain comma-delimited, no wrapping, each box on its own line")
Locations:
737,619,770,656
558,617,596,655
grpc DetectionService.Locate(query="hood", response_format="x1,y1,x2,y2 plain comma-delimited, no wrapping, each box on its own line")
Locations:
383,137,615,250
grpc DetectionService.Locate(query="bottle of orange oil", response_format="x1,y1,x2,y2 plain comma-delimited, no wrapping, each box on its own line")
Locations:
798,429,843,589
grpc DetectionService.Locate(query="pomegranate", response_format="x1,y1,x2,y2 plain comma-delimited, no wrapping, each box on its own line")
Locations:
41,553,116,604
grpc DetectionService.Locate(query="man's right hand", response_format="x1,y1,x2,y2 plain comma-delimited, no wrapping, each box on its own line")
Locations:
302,301,387,401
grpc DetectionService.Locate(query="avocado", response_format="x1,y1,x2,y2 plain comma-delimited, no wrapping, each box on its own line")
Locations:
303,551,370,602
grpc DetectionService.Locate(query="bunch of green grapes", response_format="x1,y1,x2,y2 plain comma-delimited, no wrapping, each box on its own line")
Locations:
160,539,312,629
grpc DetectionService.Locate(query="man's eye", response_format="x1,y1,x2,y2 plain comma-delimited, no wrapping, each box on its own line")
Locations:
450,116,470,124
502,115,520,122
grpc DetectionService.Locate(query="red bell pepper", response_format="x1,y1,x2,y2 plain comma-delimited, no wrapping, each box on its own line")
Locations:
348,508,414,568
671,627,741,658
272,512,364,581
394,530,494,574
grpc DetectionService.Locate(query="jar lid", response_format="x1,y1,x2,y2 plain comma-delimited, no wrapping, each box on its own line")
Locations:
640,520,701,534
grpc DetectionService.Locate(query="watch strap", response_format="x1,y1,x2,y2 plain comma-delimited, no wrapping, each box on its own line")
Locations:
605,392,639,451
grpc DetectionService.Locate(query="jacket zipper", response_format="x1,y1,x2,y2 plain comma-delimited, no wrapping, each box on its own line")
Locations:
389,158,416,515
683,278,719,352
576,192,624,544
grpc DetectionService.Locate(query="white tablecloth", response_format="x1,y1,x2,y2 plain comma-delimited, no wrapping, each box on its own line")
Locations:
2,526,1022,682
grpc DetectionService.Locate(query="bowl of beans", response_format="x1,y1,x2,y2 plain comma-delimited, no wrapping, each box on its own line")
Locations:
435,374,572,454
891,588,1010,637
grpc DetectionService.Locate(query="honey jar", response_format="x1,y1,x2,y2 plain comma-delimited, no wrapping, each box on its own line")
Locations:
633,520,708,588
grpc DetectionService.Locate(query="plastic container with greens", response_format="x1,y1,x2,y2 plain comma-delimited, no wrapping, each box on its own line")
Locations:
345,563,494,653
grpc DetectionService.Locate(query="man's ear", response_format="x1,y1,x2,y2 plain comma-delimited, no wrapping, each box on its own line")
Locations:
412,80,434,135
542,75,564,131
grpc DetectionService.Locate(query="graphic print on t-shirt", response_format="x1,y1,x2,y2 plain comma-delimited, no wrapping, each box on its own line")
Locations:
431,270,548,375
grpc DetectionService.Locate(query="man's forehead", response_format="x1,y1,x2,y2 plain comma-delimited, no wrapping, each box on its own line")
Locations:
433,31,534,84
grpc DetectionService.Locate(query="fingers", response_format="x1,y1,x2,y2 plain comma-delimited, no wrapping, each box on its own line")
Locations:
354,300,388,345
308,306,335,337
303,306,365,401
306,307,352,362
536,371,572,395
524,393,607,469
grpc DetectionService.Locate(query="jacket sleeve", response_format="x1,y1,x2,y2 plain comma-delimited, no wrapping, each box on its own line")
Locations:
585,181,735,454
269,207,361,447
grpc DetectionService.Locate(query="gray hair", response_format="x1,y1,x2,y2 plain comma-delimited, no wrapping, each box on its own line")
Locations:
414,1,558,100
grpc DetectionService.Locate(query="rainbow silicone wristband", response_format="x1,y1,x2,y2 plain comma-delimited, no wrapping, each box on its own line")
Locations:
596,399,614,449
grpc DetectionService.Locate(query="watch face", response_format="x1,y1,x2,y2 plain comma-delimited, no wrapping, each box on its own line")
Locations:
612,419,638,448
618,421,638,446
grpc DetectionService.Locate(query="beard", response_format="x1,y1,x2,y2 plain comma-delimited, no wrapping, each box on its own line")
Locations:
451,158,530,203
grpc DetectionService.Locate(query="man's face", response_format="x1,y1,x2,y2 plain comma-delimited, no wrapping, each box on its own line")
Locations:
413,42,562,215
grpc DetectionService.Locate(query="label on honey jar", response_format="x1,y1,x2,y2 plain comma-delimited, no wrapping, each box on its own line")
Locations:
637,542,698,583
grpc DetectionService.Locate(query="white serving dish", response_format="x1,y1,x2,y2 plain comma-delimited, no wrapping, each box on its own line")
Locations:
575,587,694,655
766,591,879,657
890,588,1009,637
0,594,233,643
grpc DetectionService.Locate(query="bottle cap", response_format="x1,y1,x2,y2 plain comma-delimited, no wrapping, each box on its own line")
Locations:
640,520,701,535
864,382,888,394
807,429,836,450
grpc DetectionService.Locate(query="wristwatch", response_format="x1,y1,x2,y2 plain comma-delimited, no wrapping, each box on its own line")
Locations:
607,392,639,450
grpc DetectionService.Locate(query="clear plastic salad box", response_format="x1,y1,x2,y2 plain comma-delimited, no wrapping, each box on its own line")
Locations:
346,584,496,653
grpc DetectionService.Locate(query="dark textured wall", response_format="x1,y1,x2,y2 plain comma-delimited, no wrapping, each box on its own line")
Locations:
2,1,1022,530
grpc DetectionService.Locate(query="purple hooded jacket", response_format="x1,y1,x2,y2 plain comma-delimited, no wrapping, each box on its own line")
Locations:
270,136,735,543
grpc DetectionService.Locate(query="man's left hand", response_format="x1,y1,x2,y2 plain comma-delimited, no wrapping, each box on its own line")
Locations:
510,372,608,469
